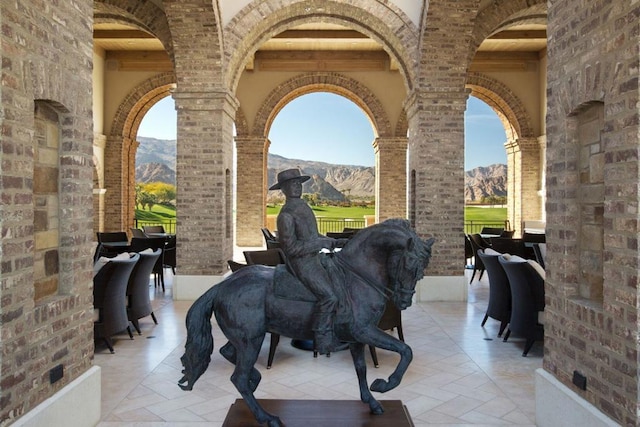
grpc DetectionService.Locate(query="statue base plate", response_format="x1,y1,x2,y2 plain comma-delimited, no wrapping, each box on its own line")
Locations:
222,399,414,426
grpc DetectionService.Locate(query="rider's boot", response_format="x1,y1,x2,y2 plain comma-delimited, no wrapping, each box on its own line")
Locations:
314,328,334,355
313,309,335,355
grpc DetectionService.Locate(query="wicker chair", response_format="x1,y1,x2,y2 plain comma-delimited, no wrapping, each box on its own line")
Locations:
126,249,162,334
93,254,139,353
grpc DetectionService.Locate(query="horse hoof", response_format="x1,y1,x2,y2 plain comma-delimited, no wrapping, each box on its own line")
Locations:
370,402,385,415
267,417,283,427
370,378,388,393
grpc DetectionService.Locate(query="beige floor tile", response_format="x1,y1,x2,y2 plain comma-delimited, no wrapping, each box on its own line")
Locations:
96,264,541,426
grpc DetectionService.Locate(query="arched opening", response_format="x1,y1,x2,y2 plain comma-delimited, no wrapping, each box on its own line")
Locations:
135,96,178,233
464,96,508,233
265,92,376,234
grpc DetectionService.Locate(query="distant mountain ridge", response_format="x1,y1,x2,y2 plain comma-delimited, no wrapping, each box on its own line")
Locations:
135,137,506,202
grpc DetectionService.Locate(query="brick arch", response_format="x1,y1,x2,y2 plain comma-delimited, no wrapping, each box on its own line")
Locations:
94,0,175,62
251,72,392,139
234,107,249,137
466,72,534,142
470,0,547,55
223,0,419,93
110,73,176,139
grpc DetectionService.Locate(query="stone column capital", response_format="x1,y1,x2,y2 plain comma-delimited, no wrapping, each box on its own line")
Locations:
373,137,408,154
172,88,239,114
403,88,470,119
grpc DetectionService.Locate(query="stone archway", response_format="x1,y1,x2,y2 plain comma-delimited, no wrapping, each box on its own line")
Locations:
224,0,419,93
235,72,405,246
466,72,540,235
102,72,176,232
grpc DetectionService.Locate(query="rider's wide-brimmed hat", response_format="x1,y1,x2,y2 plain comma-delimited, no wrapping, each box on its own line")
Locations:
269,168,310,190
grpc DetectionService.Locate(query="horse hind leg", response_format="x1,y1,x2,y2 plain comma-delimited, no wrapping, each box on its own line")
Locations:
220,341,262,393
229,337,283,427
349,343,384,415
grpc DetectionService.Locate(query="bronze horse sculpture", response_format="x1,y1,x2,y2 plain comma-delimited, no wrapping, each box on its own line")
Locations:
178,219,435,426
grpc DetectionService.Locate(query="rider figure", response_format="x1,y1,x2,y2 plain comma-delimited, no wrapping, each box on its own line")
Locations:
269,168,347,355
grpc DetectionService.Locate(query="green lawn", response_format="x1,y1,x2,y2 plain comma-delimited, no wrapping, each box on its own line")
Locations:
137,204,506,225
464,206,507,222
267,205,374,218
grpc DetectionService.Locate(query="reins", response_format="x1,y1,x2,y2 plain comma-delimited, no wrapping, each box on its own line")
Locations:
333,250,405,302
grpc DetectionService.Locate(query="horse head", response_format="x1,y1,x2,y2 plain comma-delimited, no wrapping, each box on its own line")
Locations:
341,219,435,311
382,219,435,310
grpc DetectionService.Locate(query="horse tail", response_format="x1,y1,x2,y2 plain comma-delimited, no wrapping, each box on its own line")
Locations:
178,284,219,391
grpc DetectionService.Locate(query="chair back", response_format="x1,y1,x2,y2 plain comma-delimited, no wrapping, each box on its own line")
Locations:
464,234,474,260
523,232,546,244
97,231,128,243
129,237,166,252
490,238,526,258
163,235,177,268
261,228,280,249
143,225,165,234
130,228,146,238
500,230,515,238
126,249,161,320
498,255,545,337
480,227,504,236
243,248,286,266
94,254,139,337
468,234,490,269
477,251,511,322
532,243,546,269
227,260,248,272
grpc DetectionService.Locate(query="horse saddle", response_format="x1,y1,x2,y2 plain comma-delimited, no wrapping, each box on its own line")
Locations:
272,264,317,302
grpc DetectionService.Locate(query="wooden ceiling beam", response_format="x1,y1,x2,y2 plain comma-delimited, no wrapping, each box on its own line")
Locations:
254,50,389,72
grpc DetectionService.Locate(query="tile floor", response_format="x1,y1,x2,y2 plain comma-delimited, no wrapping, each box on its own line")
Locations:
95,264,541,426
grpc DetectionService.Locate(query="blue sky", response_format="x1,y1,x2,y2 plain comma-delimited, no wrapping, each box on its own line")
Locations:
138,93,507,170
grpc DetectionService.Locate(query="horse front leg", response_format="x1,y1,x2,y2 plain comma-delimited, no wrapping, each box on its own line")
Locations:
349,343,384,415
357,327,413,393
229,336,283,427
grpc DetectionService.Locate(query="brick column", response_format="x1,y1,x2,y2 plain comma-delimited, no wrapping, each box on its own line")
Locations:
374,137,407,222
235,136,267,246
172,89,237,280
505,137,543,236
103,136,133,232
406,89,467,276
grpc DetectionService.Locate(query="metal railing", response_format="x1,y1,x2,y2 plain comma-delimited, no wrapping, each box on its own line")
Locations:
464,220,511,235
134,219,177,234
316,217,365,235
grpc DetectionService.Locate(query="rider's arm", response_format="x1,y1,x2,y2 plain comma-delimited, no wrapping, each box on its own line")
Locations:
277,212,331,257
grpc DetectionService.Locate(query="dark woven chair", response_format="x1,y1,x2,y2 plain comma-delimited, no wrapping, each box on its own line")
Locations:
227,260,248,272
468,234,490,283
126,249,161,334
490,238,527,258
480,226,504,236
243,248,286,266
130,228,146,238
163,235,177,275
93,253,139,353
499,255,545,356
261,228,280,249
96,231,129,259
477,250,511,337
143,225,165,234
130,237,167,291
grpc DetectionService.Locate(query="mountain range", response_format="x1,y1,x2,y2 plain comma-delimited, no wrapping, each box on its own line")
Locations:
135,137,506,202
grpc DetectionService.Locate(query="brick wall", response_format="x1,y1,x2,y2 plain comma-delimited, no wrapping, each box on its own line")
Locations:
0,0,95,423
545,1,639,424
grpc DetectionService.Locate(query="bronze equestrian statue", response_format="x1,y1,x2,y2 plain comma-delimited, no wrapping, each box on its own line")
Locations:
179,218,434,426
